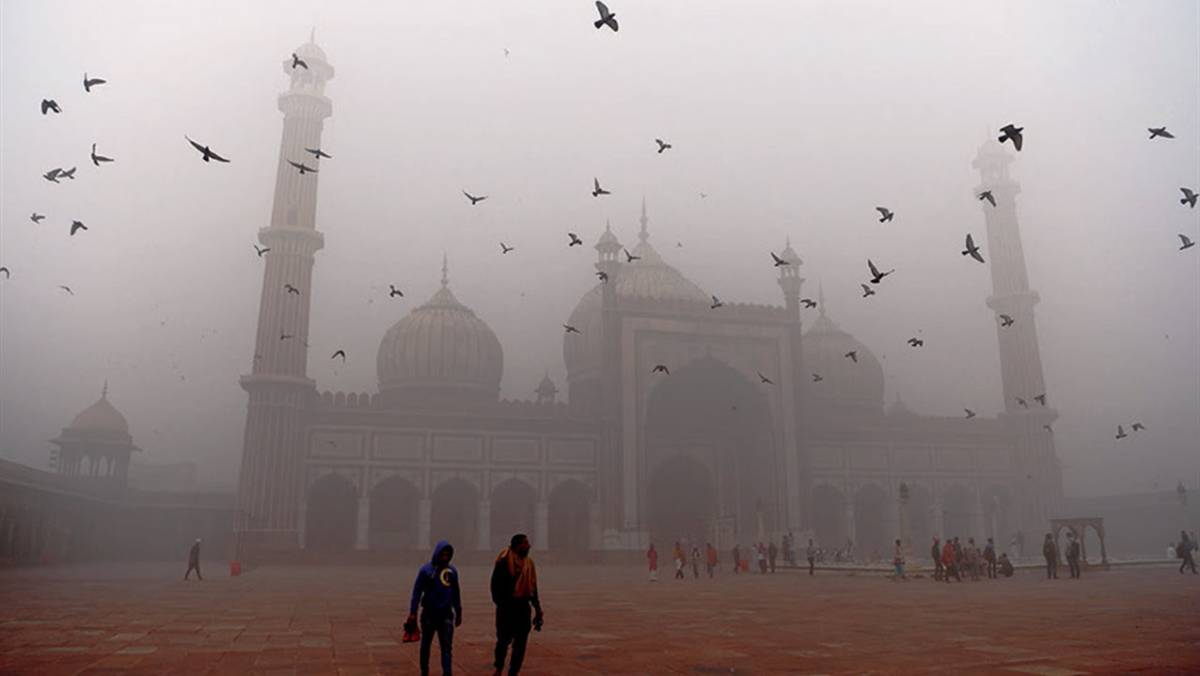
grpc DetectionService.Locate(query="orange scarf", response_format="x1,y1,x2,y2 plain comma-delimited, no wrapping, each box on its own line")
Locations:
497,547,538,599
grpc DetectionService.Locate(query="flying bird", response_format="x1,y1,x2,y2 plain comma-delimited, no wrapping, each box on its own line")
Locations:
710,295,723,309
594,1,619,31
291,53,308,70
624,249,641,263
812,373,823,383
977,190,996,207
287,160,318,175
964,408,976,419
867,259,894,284
860,283,875,298
999,314,1015,327
90,143,114,165
998,124,1024,151
463,191,487,205
1131,422,1146,431
655,138,672,153
1034,394,1047,406
592,177,611,197
596,271,608,282
30,213,46,223
83,73,106,92
58,285,74,295
43,169,62,183
1015,397,1028,408
1147,126,1174,140
331,350,346,362
844,351,858,363
500,242,514,254
651,364,670,375
59,167,76,180
254,245,270,257
186,136,230,163
1115,425,1127,440
1180,234,1195,251
770,252,791,267
284,283,300,295
388,285,403,298
757,372,773,385
1043,425,1053,432
962,234,985,263
280,333,294,341
41,99,62,115
1181,187,1197,208
568,232,583,247
563,324,581,334
801,298,817,309
875,207,894,223
0,267,9,279
69,220,87,236
907,337,924,348
304,147,332,159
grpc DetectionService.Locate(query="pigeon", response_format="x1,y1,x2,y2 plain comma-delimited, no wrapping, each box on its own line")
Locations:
770,252,791,267
860,283,875,298
284,283,300,295
962,233,985,263
0,267,9,279
58,285,74,295
1034,394,1047,406
651,364,670,375
999,124,1024,151
254,245,270,257
845,351,858,363
568,233,583,247
655,138,672,153
59,167,76,180
1043,425,1053,432
90,143,114,165
1181,188,1198,208
1131,422,1146,431
1147,126,1174,140
287,160,318,175
291,53,308,70
1180,234,1196,251
800,298,817,309
463,191,487,205
907,337,924,347
69,220,87,236
592,177,611,197
964,408,976,419
331,350,346,362
388,285,404,298
757,372,773,385
867,259,894,284
699,192,708,199
596,271,609,282
504,47,510,58
500,242,514,254
563,324,581,334
1016,397,1028,408
812,373,824,383
30,213,46,223
281,332,294,341
304,147,332,160
977,190,996,207
83,73,106,92
186,136,230,163
710,295,723,309
1115,425,1127,440
999,314,1015,327
594,1,618,31
875,207,894,223
41,99,62,115
43,169,62,183
624,249,641,263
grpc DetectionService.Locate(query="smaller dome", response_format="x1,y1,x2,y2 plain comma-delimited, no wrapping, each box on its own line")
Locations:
69,386,129,435
802,311,885,414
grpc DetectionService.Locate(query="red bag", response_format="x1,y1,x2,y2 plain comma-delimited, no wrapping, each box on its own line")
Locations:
402,618,420,643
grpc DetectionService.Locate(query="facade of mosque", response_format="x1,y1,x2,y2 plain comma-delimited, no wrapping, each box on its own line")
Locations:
233,39,1064,561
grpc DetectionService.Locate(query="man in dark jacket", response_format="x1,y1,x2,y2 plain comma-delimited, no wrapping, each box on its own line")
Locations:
931,537,943,581
185,538,202,580
491,533,543,676
1065,533,1082,579
1043,533,1058,579
409,540,462,676
1179,531,1197,575
984,538,998,579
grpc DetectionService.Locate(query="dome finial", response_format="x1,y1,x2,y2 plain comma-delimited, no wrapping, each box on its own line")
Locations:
441,252,449,288
639,196,649,243
102,380,109,399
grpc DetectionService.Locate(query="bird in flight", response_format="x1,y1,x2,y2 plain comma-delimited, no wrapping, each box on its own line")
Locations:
710,295,723,309
43,169,62,183
1043,424,1053,433
1147,126,1174,140
907,337,924,348
563,324,581,334
0,267,9,279
699,192,708,199
304,147,332,160
592,177,611,197
1034,394,1047,406
757,372,773,385
287,160,318,175
83,73,106,92
860,283,875,298
568,232,583,247
770,252,791,267
254,245,270,257
999,124,1024,151
58,285,74,295
69,220,87,236
977,190,996,207
1131,422,1146,432
500,242,514,254
41,99,62,114
800,298,817,309
186,136,230,163
59,167,77,180
1179,234,1195,251
651,364,670,375
284,283,300,295
1181,187,1197,208
867,259,894,284
463,191,487,205
331,350,346,362
875,207,894,223
844,351,858,363
964,408,976,419
999,314,1015,327
291,53,308,70
812,373,823,383
1015,397,1028,408
388,285,403,298
1115,425,1127,440
594,1,618,31
596,271,608,282
655,138,672,154
30,213,46,224
90,143,114,166
280,332,294,341
624,249,641,263
962,234,985,263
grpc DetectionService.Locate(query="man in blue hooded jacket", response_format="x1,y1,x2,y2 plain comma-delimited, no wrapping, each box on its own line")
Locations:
409,540,462,676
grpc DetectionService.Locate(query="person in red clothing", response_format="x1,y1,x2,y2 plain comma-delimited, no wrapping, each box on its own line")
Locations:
941,539,961,582
647,543,659,582
705,542,718,578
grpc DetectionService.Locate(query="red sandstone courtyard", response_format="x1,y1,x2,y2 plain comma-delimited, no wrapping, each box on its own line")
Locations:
1,562,1197,675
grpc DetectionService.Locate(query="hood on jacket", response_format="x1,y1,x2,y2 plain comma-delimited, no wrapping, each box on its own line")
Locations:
431,540,454,566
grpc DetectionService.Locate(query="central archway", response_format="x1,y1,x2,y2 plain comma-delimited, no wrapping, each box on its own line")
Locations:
646,455,716,547
305,473,358,551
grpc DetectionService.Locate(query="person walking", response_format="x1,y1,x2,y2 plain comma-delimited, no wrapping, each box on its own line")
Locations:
491,533,543,676
705,542,718,578
756,543,768,574
1042,533,1058,580
1065,532,1082,579
984,538,997,579
1178,531,1198,575
965,538,980,581
690,544,702,579
184,538,202,581
768,541,778,573
931,537,944,581
941,539,960,583
806,538,817,576
647,543,659,582
673,542,686,580
732,544,742,575
409,540,462,676
892,539,907,581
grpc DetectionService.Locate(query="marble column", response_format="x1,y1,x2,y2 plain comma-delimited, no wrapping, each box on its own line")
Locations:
588,502,603,550
477,500,492,551
535,501,549,549
417,498,432,550
296,500,307,549
844,501,856,548
355,496,369,551
933,498,945,539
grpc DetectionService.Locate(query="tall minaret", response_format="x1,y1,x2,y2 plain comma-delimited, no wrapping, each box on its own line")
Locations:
236,35,334,552
972,140,1062,529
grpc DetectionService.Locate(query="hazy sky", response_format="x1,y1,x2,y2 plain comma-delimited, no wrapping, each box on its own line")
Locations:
1,0,1196,496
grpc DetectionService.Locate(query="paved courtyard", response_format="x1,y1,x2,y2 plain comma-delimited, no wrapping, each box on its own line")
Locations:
1,561,1197,675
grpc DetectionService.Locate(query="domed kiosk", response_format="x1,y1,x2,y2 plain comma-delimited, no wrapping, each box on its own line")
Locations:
49,383,141,482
